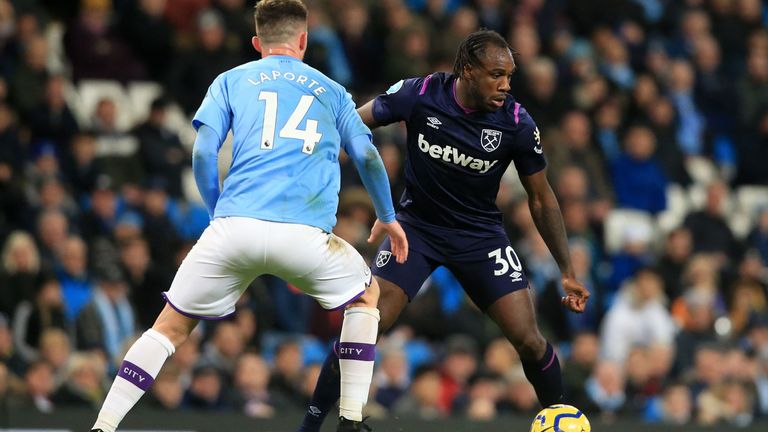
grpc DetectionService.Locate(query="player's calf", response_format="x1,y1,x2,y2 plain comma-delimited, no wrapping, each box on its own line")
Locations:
91,305,198,432
337,280,380,423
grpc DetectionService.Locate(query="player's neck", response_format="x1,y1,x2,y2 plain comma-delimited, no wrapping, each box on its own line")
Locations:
453,78,478,113
263,45,302,59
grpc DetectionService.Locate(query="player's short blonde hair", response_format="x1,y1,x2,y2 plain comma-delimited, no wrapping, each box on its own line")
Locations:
254,0,308,45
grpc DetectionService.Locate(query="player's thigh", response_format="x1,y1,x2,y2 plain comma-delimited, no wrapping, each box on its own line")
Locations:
269,227,371,311
371,234,439,325
375,275,409,332
446,241,530,313
164,217,263,319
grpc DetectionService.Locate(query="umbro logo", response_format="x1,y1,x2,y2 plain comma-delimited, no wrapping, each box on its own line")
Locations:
510,271,523,282
533,127,543,154
426,116,442,129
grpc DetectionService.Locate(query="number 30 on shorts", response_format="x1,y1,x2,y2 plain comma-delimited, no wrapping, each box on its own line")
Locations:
488,246,522,276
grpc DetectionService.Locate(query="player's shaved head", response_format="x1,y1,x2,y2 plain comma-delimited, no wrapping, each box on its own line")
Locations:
254,0,308,44
453,29,514,77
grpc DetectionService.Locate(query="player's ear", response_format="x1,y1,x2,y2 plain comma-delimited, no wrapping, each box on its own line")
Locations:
252,36,262,53
298,31,308,52
462,64,473,80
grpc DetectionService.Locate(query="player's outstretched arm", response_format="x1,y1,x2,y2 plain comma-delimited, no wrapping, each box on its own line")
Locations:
356,100,379,129
192,124,222,219
346,134,408,263
520,170,589,313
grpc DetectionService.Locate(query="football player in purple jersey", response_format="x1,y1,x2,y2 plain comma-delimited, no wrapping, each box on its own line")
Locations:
298,30,590,432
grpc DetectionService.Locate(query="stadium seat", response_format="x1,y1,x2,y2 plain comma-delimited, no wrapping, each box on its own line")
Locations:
735,185,768,219
684,156,718,185
657,183,689,233
604,208,657,254
127,81,165,124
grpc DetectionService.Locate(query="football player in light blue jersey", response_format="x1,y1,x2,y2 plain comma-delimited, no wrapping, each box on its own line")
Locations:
90,2,407,432
192,38,367,233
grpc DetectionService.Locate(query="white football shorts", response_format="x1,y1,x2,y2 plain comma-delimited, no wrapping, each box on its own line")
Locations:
163,217,372,319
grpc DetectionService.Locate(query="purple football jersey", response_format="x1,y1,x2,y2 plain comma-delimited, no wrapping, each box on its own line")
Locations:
373,72,546,239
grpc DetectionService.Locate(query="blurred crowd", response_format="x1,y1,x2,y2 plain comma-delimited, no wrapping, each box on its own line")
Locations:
0,0,768,428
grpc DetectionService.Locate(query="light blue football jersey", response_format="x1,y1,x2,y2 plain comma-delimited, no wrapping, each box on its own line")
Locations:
192,55,371,232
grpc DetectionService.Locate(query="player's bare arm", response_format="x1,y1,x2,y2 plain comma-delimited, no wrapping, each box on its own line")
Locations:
520,169,590,313
356,100,378,129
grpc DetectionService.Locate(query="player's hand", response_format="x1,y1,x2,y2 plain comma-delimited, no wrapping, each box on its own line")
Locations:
560,276,589,313
368,219,409,263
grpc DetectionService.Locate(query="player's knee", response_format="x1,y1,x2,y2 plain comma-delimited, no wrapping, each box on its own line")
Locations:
512,331,546,360
151,323,189,348
351,279,380,309
151,305,198,348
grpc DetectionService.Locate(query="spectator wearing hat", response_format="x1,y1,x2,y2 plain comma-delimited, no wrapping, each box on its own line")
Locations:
75,265,135,366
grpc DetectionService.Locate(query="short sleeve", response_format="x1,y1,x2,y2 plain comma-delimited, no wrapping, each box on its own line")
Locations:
336,90,372,151
192,74,231,143
371,76,425,125
513,107,547,176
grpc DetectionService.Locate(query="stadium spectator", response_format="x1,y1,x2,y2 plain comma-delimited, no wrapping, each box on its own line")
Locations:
655,227,694,302
91,98,142,187
11,274,67,363
600,268,676,364
392,364,446,419
52,352,107,408
134,97,188,198
268,338,304,407
63,0,145,82
12,359,55,413
144,363,184,410
119,0,175,82
26,74,80,148
610,124,668,214
0,0,766,428
0,231,41,317
166,8,240,114
232,352,283,417
75,266,136,366
199,321,244,380
371,345,409,410
181,364,230,411
120,236,170,329
684,180,741,261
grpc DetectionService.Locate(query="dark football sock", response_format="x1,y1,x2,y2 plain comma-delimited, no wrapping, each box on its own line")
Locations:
297,342,342,432
521,341,564,407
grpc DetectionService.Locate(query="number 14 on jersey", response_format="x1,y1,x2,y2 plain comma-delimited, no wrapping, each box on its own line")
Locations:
258,91,323,154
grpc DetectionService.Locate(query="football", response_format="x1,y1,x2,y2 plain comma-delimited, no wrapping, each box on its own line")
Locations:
530,404,591,432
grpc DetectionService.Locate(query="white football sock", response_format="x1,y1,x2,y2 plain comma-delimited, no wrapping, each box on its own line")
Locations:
338,307,380,422
92,329,175,432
